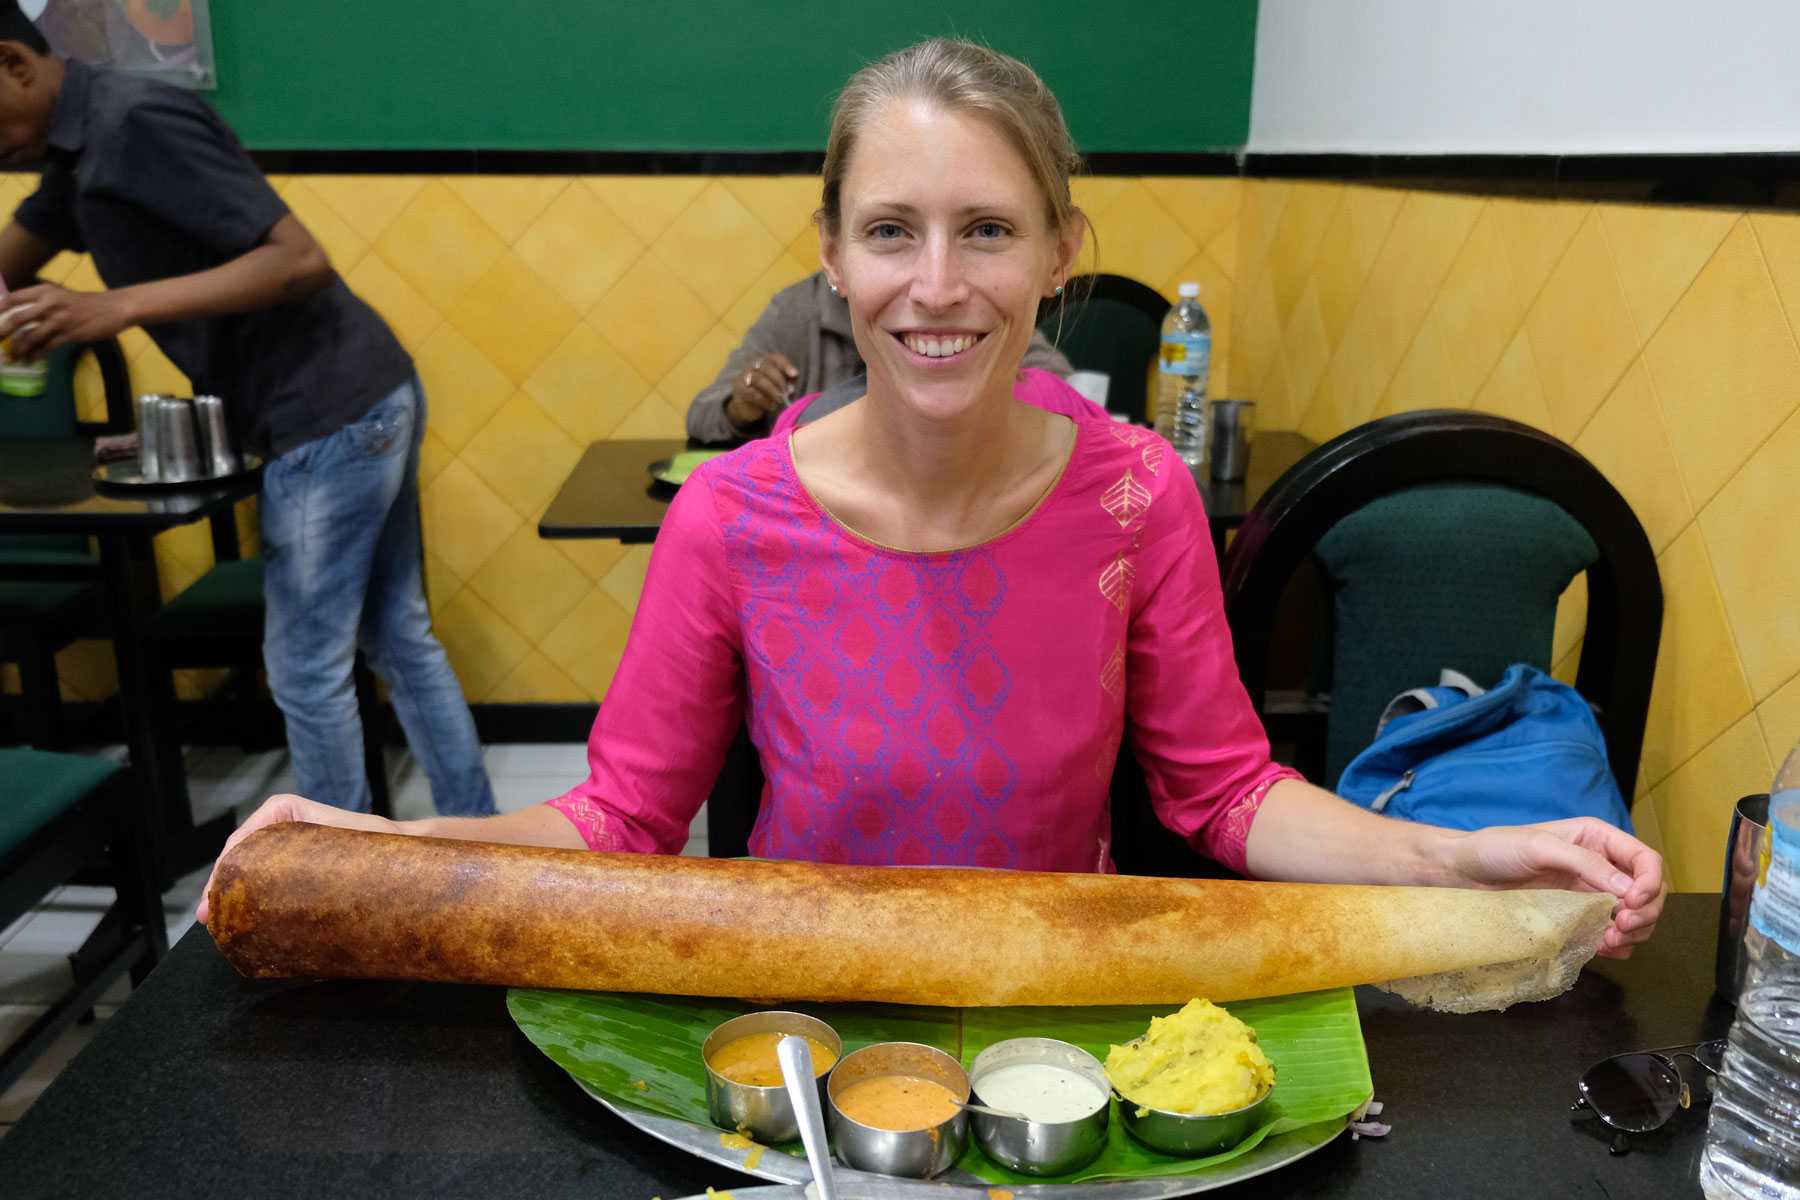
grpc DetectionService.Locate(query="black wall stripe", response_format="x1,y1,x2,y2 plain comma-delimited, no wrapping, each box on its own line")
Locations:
248,148,1800,211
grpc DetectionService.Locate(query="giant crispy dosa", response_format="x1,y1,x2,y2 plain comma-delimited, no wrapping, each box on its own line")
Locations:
206,823,1614,1012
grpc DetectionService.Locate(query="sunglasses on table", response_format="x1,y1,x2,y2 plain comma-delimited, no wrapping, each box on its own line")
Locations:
1569,1039,1727,1156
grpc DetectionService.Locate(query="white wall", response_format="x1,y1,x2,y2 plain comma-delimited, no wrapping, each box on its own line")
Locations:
1248,0,1800,154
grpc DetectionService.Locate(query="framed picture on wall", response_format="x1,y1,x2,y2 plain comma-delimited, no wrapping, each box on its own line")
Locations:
27,0,214,88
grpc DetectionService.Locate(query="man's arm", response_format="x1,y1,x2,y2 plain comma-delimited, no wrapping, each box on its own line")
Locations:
0,220,57,292
0,213,333,360
686,280,814,444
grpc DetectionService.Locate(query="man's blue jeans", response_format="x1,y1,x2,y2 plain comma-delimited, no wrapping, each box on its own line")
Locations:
260,376,496,816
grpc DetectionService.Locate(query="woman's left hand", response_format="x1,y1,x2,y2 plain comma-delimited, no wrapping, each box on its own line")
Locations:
1444,817,1666,959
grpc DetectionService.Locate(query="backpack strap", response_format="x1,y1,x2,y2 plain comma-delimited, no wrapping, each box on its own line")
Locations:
1437,667,1484,696
1373,668,1486,737
1369,769,1416,813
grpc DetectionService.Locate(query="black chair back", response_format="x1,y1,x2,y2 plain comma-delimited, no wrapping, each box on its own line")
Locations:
1221,410,1662,800
1038,274,1168,423
0,338,131,558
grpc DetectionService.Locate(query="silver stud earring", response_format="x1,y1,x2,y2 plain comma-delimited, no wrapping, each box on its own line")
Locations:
1054,285,1064,297
829,284,841,297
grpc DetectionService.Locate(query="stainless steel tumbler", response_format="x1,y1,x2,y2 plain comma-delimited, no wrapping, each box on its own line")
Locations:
134,392,173,482
1717,792,1771,1004
1207,399,1254,483
156,396,203,483
192,394,239,477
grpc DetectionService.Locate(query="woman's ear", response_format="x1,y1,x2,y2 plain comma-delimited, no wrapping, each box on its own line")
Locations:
1047,212,1086,297
818,224,844,297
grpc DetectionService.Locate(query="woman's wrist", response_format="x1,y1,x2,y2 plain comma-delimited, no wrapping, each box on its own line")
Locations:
1403,824,1473,889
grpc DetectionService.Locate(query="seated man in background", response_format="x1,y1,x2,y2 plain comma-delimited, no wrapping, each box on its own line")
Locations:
686,268,1073,443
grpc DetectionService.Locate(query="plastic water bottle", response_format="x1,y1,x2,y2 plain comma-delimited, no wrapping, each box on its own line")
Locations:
1155,282,1210,467
1702,744,1800,1198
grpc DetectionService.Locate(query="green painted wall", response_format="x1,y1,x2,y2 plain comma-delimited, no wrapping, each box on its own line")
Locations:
205,1,1257,153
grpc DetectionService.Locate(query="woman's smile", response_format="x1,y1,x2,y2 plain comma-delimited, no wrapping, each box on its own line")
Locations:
895,329,988,361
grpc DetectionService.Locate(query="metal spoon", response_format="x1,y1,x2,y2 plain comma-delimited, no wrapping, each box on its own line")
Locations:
953,1098,1034,1122
777,1035,840,1200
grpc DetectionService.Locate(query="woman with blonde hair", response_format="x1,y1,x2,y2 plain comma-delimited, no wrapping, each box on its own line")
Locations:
201,39,1663,960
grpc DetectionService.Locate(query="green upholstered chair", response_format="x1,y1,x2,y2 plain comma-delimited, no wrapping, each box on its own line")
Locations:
1221,410,1662,801
0,339,132,749
1311,485,1598,787
1037,273,1167,423
0,579,98,750
0,747,166,1093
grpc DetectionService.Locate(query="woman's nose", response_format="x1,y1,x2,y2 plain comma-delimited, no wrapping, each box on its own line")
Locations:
910,237,968,311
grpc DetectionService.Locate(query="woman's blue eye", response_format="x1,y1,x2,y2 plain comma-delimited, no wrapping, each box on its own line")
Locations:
872,223,905,239
974,222,1008,239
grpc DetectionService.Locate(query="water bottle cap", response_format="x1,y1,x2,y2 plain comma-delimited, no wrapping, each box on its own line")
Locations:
1177,282,1200,298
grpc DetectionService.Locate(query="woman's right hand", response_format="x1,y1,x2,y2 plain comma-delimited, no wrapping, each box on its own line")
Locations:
724,351,798,429
195,794,398,924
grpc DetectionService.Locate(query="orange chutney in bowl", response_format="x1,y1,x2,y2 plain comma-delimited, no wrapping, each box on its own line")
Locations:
707,1032,838,1088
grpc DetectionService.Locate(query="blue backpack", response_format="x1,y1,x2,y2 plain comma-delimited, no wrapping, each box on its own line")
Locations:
1335,663,1632,833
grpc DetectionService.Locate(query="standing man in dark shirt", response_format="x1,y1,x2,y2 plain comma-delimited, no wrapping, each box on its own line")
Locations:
0,6,495,818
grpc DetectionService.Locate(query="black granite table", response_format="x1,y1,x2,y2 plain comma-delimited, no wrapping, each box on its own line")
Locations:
0,436,259,878
537,434,1316,555
0,893,1724,1199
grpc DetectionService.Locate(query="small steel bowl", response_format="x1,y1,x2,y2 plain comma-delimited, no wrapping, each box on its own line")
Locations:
1116,1085,1272,1158
702,1011,841,1144
826,1041,970,1179
967,1037,1110,1176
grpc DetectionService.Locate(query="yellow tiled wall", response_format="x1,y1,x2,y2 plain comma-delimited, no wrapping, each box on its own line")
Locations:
1232,180,1800,892
5,173,1243,709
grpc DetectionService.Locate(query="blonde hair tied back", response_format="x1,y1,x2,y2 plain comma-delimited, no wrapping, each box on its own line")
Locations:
817,38,1085,242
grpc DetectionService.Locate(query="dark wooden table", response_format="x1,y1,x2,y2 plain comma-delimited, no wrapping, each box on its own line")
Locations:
538,434,1316,554
0,892,1726,1199
0,436,260,877
538,437,686,543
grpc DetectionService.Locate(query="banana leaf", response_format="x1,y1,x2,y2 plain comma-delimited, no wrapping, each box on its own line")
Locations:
508,987,1372,1185
660,449,727,485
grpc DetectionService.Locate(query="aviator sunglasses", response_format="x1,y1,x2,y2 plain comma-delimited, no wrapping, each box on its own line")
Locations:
1569,1039,1726,1155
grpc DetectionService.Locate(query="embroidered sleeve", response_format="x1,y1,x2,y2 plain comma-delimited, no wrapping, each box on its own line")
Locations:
545,792,626,852
1201,767,1305,876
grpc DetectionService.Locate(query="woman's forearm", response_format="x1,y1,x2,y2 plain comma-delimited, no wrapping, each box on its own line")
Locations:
406,803,590,850
1243,777,1461,886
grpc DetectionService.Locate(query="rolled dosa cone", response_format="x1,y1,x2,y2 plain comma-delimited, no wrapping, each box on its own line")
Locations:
207,823,1614,1011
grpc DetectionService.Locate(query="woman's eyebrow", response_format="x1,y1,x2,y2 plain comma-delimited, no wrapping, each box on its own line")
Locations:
856,200,1022,218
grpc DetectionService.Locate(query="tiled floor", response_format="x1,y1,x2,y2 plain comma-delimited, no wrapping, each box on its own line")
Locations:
0,741,707,1137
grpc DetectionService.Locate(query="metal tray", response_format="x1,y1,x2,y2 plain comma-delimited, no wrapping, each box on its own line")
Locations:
575,1078,1347,1200
93,454,263,491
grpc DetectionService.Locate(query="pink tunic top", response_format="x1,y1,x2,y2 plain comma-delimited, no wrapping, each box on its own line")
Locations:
549,375,1298,873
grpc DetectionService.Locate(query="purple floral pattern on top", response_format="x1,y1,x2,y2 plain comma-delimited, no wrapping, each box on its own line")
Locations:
709,446,1022,867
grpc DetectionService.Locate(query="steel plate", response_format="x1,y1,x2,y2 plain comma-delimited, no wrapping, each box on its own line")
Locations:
574,1078,1347,1199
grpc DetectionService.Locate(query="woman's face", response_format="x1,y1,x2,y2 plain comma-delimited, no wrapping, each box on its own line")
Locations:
821,99,1080,424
